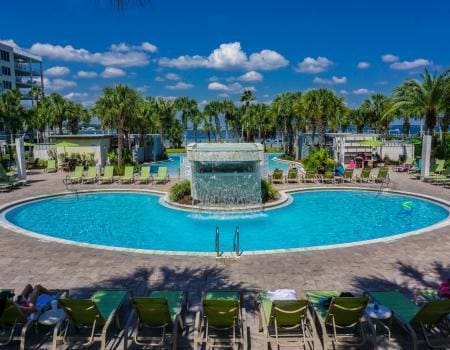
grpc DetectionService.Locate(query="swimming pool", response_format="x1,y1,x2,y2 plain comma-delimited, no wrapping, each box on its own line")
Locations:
2,190,448,255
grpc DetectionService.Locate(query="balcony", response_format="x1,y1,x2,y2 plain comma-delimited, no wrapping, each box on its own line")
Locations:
15,77,39,88
14,63,41,76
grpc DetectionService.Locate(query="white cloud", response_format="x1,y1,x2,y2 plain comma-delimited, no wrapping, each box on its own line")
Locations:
64,92,88,100
340,90,348,95
30,42,150,67
110,41,158,53
165,81,194,90
101,67,126,78
43,78,77,91
357,61,370,69
141,42,158,53
136,85,150,93
155,76,165,82
352,88,373,95
208,82,243,93
77,70,98,78
218,93,229,98
0,39,19,48
159,42,288,71
237,70,263,82
381,54,399,63
209,76,219,82
44,66,70,77
165,73,181,81
390,58,430,70
313,76,347,85
296,57,333,73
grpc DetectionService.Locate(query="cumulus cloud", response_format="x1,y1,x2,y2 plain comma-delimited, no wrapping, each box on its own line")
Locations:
165,81,194,90
352,88,373,95
296,57,333,73
208,81,254,94
159,42,288,71
165,73,181,81
77,70,98,78
110,41,158,53
313,76,347,85
0,39,19,48
357,61,370,69
381,54,399,63
237,71,263,82
43,77,77,91
340,90,348,95
44,66,70,77
390,58,430,70
64,92,88,100
101,67,126,78
30,42,151,67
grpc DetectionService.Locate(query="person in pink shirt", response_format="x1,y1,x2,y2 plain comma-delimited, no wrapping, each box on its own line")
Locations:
438,278,450,298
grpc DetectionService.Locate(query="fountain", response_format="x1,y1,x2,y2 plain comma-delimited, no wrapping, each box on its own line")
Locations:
186,143,264,208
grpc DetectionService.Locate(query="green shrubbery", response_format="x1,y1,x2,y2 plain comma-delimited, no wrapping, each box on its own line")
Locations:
301,147,335,171
169,180,191,201
261,179,279,202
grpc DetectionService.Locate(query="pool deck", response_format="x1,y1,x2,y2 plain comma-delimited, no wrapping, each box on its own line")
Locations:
0,170,448,349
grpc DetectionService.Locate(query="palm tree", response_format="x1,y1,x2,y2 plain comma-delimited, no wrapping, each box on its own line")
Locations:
189,108,205,143
0,89,27,143
391,69,449,135
271,92,297,154
66,102,90,135
94,85,142,168
239,89,255,141
151,97,176,148
360,93,393,133
28,86,43,108
220,99,237,141
204,101,222,142
174,97,198,147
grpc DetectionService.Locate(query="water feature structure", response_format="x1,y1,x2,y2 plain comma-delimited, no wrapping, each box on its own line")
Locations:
186,143,264,208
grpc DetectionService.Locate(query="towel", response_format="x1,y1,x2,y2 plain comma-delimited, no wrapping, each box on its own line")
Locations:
267,289,297,301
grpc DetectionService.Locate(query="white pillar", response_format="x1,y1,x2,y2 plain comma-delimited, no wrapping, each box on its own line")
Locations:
15,138,27,181
420,135,432,179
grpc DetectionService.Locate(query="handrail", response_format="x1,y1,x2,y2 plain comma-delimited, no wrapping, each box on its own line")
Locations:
377,173,390,196
233,227,241,257
215,226,221,257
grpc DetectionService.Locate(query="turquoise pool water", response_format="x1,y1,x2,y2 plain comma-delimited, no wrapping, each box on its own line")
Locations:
3,191,448,253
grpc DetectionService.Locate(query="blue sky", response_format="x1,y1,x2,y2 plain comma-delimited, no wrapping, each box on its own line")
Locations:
2,0,450,108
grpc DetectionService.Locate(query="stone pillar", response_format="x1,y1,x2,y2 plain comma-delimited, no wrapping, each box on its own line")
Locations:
15,138,27,181
420,135,432,179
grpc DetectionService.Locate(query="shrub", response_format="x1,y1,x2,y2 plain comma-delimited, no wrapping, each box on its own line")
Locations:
36,159,48,168
301,147,335,171
169,180,191,202
280,153,295,161
261,179,279,202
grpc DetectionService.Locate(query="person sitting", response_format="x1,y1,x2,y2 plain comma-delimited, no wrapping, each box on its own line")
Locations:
15,284,55,316
438,279,450,299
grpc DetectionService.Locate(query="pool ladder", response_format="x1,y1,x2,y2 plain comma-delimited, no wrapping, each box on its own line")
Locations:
215,226,242,257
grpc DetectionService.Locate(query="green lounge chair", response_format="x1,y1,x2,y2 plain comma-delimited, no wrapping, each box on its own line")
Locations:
286,167,299,183
304,170,318,183
0,164,23,188
53,290,128,350
343,169,355,183
258,292,317,349
307,290,375,349
359,168,372,183
321,171,335,184
411,159,443,180
99,166,114,184
426,165,450,183
0,182,12,192
409,159,422,174
125,291,186,349
369,291,450,350
375,167,389,183
118,166,134,184
154,167,169,184
82,166,98,184
135,166,151,184
46,159,57,173
194,291,246,350
271,168,283,184
67,165,84,184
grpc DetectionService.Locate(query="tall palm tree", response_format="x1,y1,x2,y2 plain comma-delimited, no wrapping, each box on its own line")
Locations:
239,89,255,141
190,108,205,143
0,89,26,143
361,93,393,133
151,97,176,148
66,102,90,135
220,99,237,141
29,86,43,108
271,92,298,154
174,97,198,147
391,69,449,135
204,101,222,142
94,85,142,168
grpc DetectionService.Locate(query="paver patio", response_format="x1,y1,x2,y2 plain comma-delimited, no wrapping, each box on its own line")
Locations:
0,170,448,349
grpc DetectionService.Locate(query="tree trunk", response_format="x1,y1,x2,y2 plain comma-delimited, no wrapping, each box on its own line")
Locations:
425,112,437,135
225,120,229,141
58,121,63,135
402,117,411,136
316,117,325,147
117,128,124,169
294,128,300,160
214,116,221,142
357,125,364,133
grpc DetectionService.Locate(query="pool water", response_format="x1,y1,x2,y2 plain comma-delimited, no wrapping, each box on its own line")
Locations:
3,191,448,253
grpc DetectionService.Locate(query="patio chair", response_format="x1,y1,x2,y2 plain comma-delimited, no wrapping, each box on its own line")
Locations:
358,168,372,183
0,164,24,188
135,166,151,184
304,170,318,183
286,167,299,183
307,290,375,349
369,291,450,350
99,166,114,184
45,159,57,173
118,166,134,184
343,169,355,183
66,165,84,184
82,166,98,184
271,169,284,184
258,292,317,349
409,159,422,174
194,291,246,350
321,171,335,184
375,167,389,183
410,160,441,180
154,167,169,184
53,290,129,350
424,165,450,183
125,291,186,349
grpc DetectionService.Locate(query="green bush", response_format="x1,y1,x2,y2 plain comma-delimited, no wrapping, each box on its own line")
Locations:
301,147,335,171
280,153,295,161
37,159,48,168
261,179,279,202
169,180,191,202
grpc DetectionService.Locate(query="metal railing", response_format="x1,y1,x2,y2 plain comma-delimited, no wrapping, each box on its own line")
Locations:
215,226,241,257
215,226,221,257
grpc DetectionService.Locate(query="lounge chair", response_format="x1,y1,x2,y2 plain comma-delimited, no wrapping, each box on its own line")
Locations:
409,159,422,174
307,290,376,349
358,168,372,183
98,166,114,184
82,166,98,184
424,165,450,183
125,291,186,349
154,167,169,184
271,169,283,184
258,291,317,349
45,159,57,173
343,169,355,183
135,166,151,184
286,168,299,183
118,166,134,184
369,291,450,350
395,158,414,172
0,289,67,350
304,170,318,183
375,167,389,183
0,182,12,192
0,164,24,188
66,165,84,184
53,290,129,350
194,291,246,350
411,160,443,180
321,171,336,184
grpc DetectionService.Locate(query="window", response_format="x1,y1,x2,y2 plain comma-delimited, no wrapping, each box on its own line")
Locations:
0,50,10,62
1,66,11,76
2,81,12,89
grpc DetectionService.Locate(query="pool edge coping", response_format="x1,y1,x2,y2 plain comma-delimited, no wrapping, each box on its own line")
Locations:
0,187,448,257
